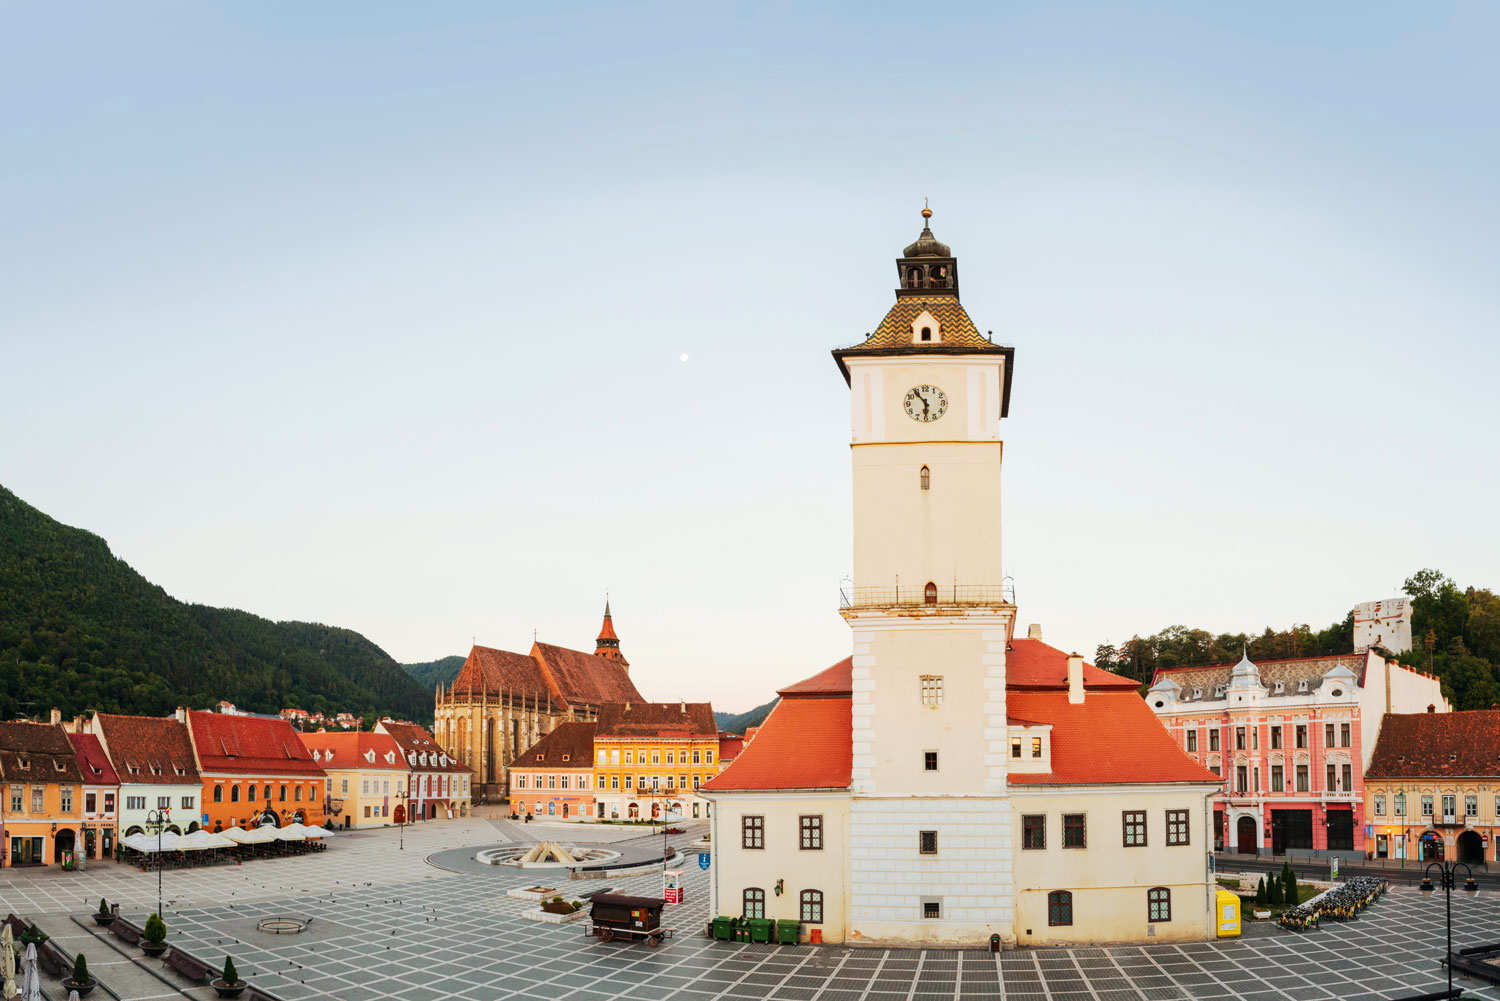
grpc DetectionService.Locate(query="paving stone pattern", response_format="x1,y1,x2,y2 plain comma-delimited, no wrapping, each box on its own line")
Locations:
3,818,1498,1001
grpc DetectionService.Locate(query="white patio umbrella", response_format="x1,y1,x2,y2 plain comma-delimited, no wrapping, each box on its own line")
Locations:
299,825,326,839
238,826,278,844
1,924,16,1001
274,823,309,841
217,827,252,844
20,944,39,1001
176,830,235,851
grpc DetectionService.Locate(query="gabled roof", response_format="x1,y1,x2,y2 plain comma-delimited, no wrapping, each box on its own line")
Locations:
705,658,852,793
596,702,716,739
298,731,407,771
187,711,325,777
93,714,201,785
533,642,643,707
1006,639,1139,690
451,646,553,699
1366,711,1500,779
0,722,82,784
67,732,120,786
375,721,471,774
513,722,597,769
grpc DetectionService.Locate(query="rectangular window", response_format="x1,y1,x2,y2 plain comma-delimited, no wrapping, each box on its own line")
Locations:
651,750,660,764
1422,795,1434,816
1374,794,1386,816
9,786,21,813
1031,737,1042,758
85,792,96,813
1048,890,1073,927
693,750,701,764
181,796,193,810
1166,809,1190,845
1296,765,1309,792
924,751,938,772
611,775,619,790
1148,887,1172,922
560,775,569,790
362,778,369,794
1063,813,1086,849
1271,765,1283,792
1022,814,1045,850
1209,764,1221,776
1325,723,1335,747
624,775,633,788
1342,764,1353,793
547,775,556,789
31,788,43,813
742,815,764,849
1186,730,1197,752
1122,810,1146,847
1253,766,1260,792
1235,727,1245,750
799,815,822,850
1236,766,1248,794
1296,725,1307,749
706,750,713,764
597,774,606,790
666,750,675,765
920,675,943,706
1209,730,1220,751
1340,723,1351,747
692,775,701,789
104,793,115,812
742,888,765,919
922,901,941,920
516,774,527,789
919,830,938,855
1251,728,1258,750
1010,737,1022,759
363,806,371,818
60,787,73,813
1466,795,1478,817
1443,794,1456,819
800,890,824,924
624,750,633,765
1271,726,1282,750
1327,764,1336,791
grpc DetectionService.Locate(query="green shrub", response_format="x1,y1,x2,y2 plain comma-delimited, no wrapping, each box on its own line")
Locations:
71,953,89,984
570,900,583,912
1284,863,1298,904
551,896,564,904
143,913,166,945
97,898,110,916
1267,875,1283,906
222,956,240,986
1254,877,1266,905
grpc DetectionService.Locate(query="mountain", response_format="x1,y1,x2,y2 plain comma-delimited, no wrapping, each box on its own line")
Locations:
402,655,465,690
0,484,434,723
714,697,777,734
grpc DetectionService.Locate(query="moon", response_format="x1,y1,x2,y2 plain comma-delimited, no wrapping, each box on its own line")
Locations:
680,353,690,362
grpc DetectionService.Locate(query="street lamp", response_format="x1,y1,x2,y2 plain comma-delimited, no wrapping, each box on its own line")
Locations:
144,808,171,919
396,789,409,851
1420,857,1479,997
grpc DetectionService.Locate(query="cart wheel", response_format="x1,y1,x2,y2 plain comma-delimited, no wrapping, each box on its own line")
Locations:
599,927,615,943
648,933,662,948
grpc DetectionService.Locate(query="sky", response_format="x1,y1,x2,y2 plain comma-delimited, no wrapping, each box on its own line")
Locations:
3,2,1498,713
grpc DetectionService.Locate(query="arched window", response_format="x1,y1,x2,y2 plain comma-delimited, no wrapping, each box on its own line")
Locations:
230,785,240,803
924,581,938,605
294,785,302,802
1148,887,1171,922
1047,890,1073,926
213,785,223,803
743,887,766,919
799,889,824,924
906,266,923,289
277,784,285,802
920,326,932,341
920,465,930,490
247,784,256,802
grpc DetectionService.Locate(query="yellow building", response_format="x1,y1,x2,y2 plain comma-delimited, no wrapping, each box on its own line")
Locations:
1364,709,1500,864
591,702,720,821
300,731,411,829
0,722,85,867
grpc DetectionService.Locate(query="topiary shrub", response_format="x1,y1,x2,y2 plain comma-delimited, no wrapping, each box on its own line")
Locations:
71,953,90,984
1267,874,1283,906
222,956,240,986
1254,877,1266,905
143,913,167,945
97,898,110,916
1285,864,1299,904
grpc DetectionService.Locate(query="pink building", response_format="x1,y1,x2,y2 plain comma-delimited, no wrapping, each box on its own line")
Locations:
1147,649,1444,857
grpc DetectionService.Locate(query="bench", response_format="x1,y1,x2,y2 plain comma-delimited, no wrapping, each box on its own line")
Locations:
110,917,143,946
35,941,65,977
163,947,212,983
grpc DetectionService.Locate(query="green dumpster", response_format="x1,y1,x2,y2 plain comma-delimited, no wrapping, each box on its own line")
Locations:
776,919,801,945
746,918,774,943
711,916,735,941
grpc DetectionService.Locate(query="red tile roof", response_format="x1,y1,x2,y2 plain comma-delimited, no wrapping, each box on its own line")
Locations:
596,702,717,738
513,722,598,769
67,732,120,786
93,714,201,785
1365,711,1500,779
187,711,326,777
375,721,471,774
1007,689,1221,786
298,731,407,771
778,657,853,696
0,722,83,784
705,659,852,792
1006,639,1139,689
717,734,745,763
451,646,553,699
533,642,643,707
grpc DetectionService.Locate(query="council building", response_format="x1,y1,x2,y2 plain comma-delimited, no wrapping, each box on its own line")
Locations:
703,209,1220,946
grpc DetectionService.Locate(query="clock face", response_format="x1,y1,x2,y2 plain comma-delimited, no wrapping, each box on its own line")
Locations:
903,385,948,422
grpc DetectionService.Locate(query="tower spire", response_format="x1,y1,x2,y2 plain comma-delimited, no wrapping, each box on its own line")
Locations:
594,596,628,669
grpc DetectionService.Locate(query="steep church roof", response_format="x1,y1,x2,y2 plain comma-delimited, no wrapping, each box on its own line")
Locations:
449,640,643,710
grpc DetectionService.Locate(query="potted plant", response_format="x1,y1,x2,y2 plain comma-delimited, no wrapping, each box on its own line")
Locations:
63,953,98,998
211,955,246,999
18,925,48,947
93,898,114,927
140,913,168,958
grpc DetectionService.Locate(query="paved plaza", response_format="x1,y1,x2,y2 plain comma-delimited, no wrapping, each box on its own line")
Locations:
3,817,1498,1001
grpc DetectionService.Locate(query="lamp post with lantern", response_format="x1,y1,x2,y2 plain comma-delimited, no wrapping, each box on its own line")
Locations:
144,807,171,919
1420,857,1479,997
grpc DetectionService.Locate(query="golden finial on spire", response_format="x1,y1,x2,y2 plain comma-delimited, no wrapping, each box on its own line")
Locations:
921,197,932,221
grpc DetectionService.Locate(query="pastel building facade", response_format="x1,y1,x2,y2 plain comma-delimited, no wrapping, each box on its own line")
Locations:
186,710,327,831
300,731,411,829
85,712,202,839
0,722,85,867
65,732,120,862
509,722,596,819
376,721,472,820
1147,648,1445,857
591,702,719,821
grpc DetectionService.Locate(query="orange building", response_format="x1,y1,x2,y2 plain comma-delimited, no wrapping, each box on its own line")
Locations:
0,722,85,867
591,702,719,821
185,710,327,831
509,722,596,819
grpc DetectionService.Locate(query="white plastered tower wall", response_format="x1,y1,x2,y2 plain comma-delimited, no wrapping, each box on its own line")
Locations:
1353,598,1413,655
842,349,1018,945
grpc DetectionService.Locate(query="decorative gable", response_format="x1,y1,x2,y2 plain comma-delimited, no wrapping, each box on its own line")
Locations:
910,309,941,345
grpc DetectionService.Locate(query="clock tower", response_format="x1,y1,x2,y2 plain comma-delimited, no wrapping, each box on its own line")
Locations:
833,207,1019,944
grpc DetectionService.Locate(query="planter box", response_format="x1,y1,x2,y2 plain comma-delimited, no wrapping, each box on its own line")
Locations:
506,887,559,902
521,906,589,925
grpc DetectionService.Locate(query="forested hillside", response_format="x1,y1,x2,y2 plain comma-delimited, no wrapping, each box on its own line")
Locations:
0,485,433,722
1096,568,1500,710
402,655,465,690
714,698,777,735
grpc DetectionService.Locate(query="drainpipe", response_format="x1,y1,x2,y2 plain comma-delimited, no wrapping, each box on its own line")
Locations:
1204,786,1218,939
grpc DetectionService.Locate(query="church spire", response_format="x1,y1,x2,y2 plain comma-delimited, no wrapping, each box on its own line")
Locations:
595,597,628,669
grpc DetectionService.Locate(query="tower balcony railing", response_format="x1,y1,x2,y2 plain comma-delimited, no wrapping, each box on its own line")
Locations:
839,582,1016,610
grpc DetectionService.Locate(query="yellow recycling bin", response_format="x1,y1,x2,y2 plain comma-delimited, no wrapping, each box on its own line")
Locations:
1215,889,1241,938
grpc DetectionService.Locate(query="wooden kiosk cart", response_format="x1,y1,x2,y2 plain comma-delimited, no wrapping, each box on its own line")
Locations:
586,893,675,947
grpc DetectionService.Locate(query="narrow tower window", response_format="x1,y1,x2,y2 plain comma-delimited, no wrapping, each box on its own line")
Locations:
920,326,932,341
924,581,937,604
919,465,930,490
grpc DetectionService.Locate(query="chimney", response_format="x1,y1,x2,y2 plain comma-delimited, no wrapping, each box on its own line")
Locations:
680,700,686,714
49,707,61,726
1027,624,1043,641
1067,653,1085,705
175,706,188,724
1427,703,1436,713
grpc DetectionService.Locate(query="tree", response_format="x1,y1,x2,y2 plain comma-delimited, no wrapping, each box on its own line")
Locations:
1255,876,1266,905
222,956,240,987
1267,873,1283,906
1284,862,1299,904
70,953,89,985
